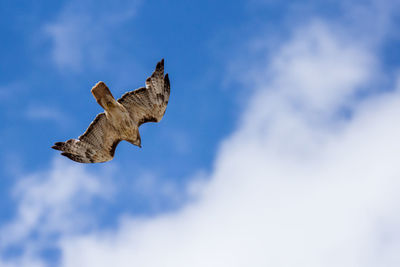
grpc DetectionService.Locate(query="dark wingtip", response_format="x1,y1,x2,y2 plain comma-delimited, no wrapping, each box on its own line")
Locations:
164,73,170,93
156,58,164,71
61,152,72,160
52,142,64,151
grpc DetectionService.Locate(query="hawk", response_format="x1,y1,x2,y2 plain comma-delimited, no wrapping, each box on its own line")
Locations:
52,59,170,163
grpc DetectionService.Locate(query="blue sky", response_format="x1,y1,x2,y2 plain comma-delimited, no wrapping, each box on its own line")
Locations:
1,0,400,266
0,0,245,213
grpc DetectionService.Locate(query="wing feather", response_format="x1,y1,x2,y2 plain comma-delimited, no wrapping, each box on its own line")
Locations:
52,113,121,163
118,59,170,126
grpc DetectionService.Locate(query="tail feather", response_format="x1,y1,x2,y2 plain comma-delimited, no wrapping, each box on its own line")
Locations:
52,142,66,151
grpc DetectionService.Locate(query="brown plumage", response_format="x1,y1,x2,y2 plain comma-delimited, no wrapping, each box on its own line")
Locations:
52,59,170,163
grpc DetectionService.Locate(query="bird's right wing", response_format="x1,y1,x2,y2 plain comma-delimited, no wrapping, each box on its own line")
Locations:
118,59,170,126
52,113,121,163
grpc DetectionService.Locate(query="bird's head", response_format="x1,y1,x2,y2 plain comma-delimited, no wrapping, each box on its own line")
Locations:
128,134,142,148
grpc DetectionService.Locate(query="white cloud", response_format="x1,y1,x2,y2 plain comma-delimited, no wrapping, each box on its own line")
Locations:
53,21,400,267
0,257,45,267
44,0,140,70
0,158,112,262
130,171,185,211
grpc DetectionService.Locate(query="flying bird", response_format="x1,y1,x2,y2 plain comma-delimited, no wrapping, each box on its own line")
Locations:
52,59,170,163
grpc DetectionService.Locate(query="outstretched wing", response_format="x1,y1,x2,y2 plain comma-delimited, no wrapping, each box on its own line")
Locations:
118,59,170,126
52,113,121,163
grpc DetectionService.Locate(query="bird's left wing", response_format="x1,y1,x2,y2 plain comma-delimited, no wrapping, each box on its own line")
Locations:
118,59,170,126
52,113,121,163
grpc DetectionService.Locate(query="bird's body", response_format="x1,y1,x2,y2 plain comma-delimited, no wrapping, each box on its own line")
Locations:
92,82,140,145
52,59,170,163
106,104,139,145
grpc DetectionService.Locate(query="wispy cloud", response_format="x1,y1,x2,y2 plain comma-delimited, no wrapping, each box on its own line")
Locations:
0,158,112,265
0,82,26,101
25,104,72,128
0,86,7,99
131,172,184,211
44,0,140,71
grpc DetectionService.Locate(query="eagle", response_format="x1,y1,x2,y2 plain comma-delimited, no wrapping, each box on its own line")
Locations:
52,59,170,163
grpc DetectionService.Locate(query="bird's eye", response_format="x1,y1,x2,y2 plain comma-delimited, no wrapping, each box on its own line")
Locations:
107,102,113,107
